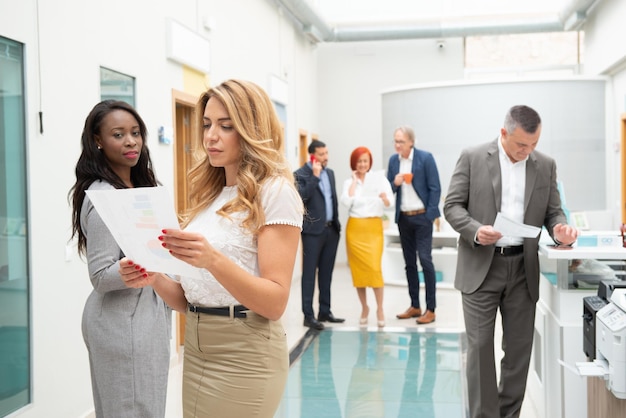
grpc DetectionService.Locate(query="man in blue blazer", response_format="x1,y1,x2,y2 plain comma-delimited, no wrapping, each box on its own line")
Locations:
294,140,344,330
444,105,578,417
387,126,441,325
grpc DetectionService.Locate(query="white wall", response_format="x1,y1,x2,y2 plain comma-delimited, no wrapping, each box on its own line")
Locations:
0,0,317,417
584,0,626,225
315,38,465,262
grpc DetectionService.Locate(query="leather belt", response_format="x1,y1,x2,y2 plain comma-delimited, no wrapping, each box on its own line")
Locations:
494,245,524,256
401,209,426,216
325,221,334,227
188,304,248,318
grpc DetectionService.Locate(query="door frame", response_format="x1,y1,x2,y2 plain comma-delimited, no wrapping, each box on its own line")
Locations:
171,89,198,348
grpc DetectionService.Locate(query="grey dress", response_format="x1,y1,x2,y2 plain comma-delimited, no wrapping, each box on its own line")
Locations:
81,180,172,418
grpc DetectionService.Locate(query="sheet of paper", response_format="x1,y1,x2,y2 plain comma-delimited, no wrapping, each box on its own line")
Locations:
86,186,201,279
360,169,386,197
493,212,541,238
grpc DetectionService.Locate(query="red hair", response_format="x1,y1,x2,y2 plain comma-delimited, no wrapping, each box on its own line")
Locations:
350,147,372,171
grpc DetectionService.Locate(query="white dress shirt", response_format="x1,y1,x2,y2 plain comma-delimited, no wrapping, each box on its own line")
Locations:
496,136,526,247
399,149,425,211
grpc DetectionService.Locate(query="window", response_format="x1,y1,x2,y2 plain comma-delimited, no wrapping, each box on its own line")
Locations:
465,31,584,79
0,35,31,415
100,67,136,106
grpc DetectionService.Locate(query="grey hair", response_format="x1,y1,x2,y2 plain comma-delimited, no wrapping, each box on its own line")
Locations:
394,125,415,143
504,105,541,134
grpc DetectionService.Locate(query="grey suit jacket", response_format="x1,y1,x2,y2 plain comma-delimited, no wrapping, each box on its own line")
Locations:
443,138,567,302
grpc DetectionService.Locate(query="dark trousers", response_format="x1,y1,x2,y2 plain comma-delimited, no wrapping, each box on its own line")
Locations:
301,226,340,318
398,213,436,311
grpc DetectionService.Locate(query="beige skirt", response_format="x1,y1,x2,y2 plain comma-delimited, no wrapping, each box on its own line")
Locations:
345,217,384,288
183,309,288,418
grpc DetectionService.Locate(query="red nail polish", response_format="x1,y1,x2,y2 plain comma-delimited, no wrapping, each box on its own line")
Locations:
158,236,164,241
128,260,134,266
162,243,167,248
140,268,145,273
143,273,148,278
162,229,167,234
134,265,140,270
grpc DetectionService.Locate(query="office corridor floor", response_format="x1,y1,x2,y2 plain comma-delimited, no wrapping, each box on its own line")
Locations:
165,263,539,418
273,328,467,418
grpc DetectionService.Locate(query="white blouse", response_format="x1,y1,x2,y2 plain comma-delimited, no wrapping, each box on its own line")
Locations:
340,170,394,218
180,177,303,307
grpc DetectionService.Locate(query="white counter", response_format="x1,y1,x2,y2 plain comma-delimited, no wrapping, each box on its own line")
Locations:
382,224,458,287
539,243,626,260
530,243,626,418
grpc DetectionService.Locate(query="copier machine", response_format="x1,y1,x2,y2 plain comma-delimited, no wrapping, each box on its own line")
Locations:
587,288,626,399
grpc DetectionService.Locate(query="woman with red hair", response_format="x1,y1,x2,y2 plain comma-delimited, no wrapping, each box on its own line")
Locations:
340,146,393,327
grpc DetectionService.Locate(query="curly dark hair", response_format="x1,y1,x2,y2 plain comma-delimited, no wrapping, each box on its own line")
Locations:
68,100,157,255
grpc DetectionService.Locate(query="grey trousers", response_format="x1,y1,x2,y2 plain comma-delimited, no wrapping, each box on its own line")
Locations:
462,253,535,418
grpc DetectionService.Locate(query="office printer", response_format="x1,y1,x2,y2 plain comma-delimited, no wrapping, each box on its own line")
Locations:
593,288,626,399
583,280,626,360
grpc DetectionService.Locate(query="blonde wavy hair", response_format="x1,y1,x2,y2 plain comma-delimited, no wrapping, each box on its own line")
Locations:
180,79,297,233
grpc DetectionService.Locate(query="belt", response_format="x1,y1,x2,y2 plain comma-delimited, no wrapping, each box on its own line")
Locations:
188,304,248,318
401,209,426,216
494,245,524,256
325,221,334,227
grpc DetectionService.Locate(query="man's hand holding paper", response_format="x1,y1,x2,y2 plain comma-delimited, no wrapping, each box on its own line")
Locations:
493,212,541,239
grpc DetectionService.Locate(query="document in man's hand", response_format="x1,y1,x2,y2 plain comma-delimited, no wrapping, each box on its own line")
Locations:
493,212,541,238
85,186,202,279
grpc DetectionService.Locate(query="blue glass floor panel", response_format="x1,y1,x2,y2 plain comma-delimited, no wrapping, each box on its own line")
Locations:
274,328,468,418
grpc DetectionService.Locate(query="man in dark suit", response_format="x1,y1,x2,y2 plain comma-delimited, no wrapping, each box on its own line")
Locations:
444,105,578,418
387,126,441,325
294,140,344,330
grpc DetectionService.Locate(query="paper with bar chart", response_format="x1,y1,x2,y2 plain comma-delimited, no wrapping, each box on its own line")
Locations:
85,186,201,279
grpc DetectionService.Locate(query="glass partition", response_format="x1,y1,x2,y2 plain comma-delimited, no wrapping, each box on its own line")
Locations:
0,35,30,415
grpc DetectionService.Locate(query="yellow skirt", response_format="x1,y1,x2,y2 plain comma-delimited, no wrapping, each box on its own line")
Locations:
346,217,384,288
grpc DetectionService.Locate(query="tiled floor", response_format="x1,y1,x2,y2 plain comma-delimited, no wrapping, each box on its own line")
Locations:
274,328,467,418
165,263,540,418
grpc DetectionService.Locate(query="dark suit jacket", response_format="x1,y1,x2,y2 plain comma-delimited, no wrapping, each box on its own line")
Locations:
387,148,441,223
443,138,567,302
294,163,341,235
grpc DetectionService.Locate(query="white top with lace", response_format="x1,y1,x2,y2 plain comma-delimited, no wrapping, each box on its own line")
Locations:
180,177,303,307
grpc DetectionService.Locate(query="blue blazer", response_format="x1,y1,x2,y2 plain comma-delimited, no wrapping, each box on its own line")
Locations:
294,163,341,235
387,148,441,223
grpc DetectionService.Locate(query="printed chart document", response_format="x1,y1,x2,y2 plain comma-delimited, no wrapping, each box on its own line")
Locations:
86,186,201,279
493,212,541,238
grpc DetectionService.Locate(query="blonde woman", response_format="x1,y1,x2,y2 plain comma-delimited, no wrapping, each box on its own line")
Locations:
340,147,393,327
120,79,303,418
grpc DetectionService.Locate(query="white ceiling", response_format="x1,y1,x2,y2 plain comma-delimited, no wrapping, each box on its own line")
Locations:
274,0,600,42
309,0,571,26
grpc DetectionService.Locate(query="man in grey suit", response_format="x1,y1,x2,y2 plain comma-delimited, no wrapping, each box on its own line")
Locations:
444,105,578,418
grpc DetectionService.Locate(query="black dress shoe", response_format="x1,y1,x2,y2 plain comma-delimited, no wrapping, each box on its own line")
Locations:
303,316,325,330
318,313,345,323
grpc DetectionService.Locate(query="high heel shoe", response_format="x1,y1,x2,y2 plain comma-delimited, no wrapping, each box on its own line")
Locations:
360,306,369,326
376,308,385,328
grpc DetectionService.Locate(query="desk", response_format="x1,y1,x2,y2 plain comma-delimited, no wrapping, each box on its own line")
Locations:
381,223,458,287
528,243,626,418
